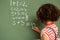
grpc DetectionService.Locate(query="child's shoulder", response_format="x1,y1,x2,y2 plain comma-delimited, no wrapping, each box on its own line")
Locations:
41,23,58,34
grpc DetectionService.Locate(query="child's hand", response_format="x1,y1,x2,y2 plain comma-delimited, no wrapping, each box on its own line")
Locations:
32,27,39,32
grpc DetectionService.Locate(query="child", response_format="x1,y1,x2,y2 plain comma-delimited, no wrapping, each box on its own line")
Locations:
32,3,60,40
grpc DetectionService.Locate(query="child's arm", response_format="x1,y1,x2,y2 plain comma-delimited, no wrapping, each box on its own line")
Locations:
41,33,49,40
32,27,40,33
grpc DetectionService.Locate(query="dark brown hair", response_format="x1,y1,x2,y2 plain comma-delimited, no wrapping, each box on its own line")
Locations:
36,3,60,22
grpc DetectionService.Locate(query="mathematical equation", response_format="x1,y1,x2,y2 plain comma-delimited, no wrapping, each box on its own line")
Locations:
9,0,30,26
9,0,36,27
10,0,28,7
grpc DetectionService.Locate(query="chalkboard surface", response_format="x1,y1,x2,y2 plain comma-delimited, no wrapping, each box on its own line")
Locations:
0,0,60,40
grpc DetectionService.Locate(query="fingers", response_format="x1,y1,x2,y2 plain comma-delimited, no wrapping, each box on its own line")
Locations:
32,27,39,31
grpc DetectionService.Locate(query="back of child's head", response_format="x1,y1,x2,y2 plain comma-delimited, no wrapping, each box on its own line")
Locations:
36,3,60,22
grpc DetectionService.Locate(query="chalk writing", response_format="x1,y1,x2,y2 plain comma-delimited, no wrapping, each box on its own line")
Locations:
10,0,30,26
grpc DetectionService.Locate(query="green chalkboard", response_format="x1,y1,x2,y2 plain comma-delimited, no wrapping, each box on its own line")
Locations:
0,0,60,40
